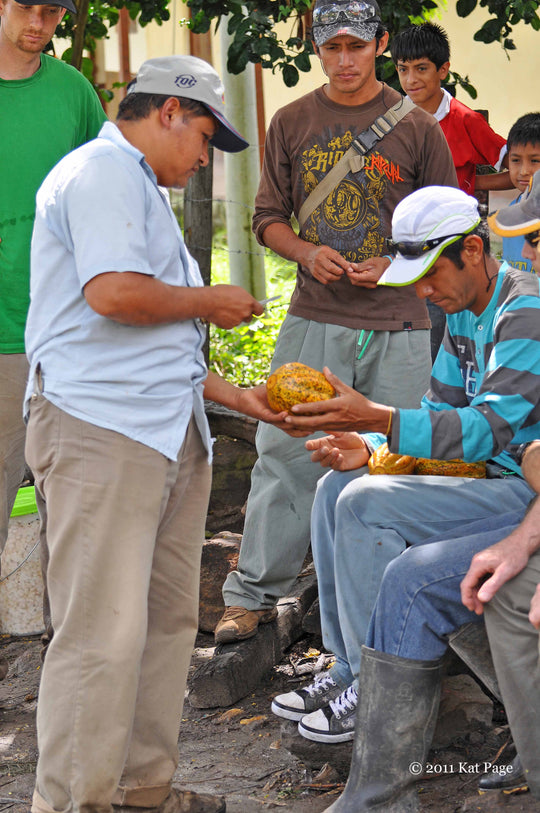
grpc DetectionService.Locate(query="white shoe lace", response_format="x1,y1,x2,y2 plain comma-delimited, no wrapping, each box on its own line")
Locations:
329,684,358,719
304,672,338,698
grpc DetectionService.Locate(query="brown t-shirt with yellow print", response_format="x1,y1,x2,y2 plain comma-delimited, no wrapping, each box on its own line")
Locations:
253,84,458,331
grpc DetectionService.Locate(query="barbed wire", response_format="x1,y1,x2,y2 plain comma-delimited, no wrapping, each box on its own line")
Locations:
172,194,258,214
187,244,273,258
0,539,40,583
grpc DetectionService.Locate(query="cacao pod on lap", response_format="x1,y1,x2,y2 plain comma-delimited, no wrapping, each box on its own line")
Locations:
414,458,486,478
368,443,417,475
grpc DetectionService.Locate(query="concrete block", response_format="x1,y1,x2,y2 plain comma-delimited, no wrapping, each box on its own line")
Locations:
199,533,241,633
188,573,318,708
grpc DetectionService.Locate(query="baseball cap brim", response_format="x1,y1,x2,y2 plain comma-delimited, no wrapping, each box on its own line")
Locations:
488,206,540,237
313,20,378,46
488,172,540,237
204,105,249,153
378,233,471,287
16,0,77,13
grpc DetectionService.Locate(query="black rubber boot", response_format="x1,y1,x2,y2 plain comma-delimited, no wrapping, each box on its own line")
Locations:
324,646,443,812
478,754,529,795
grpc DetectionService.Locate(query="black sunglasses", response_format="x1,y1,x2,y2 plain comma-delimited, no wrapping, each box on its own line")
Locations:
385,233,466,259
524,228,540,248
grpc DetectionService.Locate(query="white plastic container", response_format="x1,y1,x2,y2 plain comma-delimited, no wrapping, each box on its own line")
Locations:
0,486,44,635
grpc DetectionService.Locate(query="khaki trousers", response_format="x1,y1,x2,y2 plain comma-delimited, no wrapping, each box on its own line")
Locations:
26,394,212,813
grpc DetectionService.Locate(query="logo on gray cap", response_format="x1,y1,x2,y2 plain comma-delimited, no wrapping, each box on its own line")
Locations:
175,74,197,89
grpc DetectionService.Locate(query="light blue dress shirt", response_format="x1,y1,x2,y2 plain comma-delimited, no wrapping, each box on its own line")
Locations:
25,121,212,461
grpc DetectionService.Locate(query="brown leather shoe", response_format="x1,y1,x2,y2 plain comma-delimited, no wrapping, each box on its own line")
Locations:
214,605,278,644
113,788,226,813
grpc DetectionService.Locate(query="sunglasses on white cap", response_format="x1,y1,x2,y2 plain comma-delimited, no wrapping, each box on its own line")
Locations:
385,233,467,260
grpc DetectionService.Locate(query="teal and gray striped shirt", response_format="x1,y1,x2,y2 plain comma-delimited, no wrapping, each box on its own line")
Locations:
391,264,540,475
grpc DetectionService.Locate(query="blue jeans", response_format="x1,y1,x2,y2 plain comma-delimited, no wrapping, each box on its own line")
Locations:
366,511,525,658
311,469,534,686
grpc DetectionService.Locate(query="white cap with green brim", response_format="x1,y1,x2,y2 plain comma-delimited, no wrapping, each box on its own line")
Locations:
127,55,248,154
378,186,481,287
488,171,540,237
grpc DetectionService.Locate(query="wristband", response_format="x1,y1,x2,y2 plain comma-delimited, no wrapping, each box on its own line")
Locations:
515,441,533,466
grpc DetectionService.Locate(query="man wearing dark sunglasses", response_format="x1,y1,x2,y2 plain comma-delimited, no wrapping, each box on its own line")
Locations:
290,172,540,813
274,184,540,756
215,0,457,647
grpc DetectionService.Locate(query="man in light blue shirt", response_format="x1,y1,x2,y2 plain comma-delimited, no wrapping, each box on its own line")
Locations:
25,55,289,813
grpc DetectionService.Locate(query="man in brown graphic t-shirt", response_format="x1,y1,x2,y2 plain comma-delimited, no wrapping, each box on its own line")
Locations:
215,0,458,652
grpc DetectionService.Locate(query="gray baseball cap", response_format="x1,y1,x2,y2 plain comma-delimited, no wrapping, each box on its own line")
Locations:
127,55,248,153
488,172,540,237
16,0,77,14
312,0,382,47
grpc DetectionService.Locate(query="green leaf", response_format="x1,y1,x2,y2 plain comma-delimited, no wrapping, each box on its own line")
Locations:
473,17,503,43
79,55,95,82
98,87,114,102
293,50,312,72
456,0,478,16
227,43,250,73
281,62,299,86
380,57,396,81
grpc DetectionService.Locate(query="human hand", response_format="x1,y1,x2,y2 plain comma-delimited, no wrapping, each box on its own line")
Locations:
345,256,391,288
285,368,386,433
235,384,311,437
529,584,540,629
304,244,353,285
460,534,531,614
305,432,370,471
203,285,264,329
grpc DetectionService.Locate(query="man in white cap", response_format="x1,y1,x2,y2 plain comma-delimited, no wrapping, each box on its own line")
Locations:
295,174,540,813
270,185,540,749
24,55,291,813
215,0,458,649
0,0,106,679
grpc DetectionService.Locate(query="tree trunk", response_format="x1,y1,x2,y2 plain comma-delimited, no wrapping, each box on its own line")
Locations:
69,0,90,71
184,150,214,363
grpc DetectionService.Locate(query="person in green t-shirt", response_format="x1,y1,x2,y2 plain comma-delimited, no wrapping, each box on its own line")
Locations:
0,0,107,681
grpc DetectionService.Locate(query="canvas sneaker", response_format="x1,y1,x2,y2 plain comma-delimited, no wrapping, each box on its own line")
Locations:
271,672,343,722
298,683,358,743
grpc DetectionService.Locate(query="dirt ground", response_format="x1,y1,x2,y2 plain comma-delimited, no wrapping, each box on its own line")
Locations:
2,631,540,813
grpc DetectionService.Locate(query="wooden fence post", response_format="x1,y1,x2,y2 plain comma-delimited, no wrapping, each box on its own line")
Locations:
184,149,214,363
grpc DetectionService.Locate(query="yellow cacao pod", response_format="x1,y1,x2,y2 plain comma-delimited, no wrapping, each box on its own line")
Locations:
414,459,487,478
368,443,417,475
266,362,335,413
